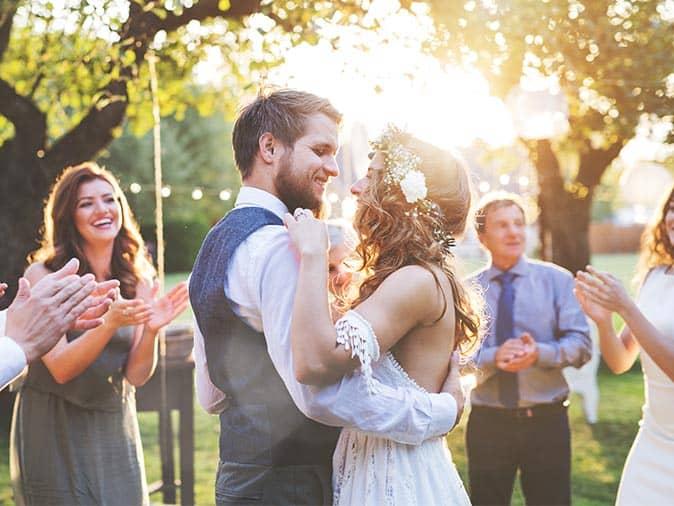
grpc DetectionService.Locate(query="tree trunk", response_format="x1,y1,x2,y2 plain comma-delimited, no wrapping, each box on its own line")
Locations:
0,140,56,308
534,139,593,275
533,139,621,275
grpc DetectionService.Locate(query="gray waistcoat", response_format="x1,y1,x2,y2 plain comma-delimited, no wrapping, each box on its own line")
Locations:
190,207,339,504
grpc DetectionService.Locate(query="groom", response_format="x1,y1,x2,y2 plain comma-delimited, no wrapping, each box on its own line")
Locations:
190,89,465,505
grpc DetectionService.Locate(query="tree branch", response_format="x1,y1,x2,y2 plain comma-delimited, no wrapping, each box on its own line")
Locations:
44,78,129,170
0,4,16,63
577,140,625,188
45,0,265,173
0,77,47,150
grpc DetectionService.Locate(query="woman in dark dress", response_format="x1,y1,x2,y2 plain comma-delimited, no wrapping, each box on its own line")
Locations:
11,162,188,505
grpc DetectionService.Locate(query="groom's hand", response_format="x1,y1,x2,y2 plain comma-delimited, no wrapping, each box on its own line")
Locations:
441,352,465,430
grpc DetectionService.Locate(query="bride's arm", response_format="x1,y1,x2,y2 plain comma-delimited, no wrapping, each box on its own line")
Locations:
286,213,442,386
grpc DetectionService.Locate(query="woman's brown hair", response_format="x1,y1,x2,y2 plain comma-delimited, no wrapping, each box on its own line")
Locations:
351,132,482,355
30,162,154,298
636,184,674,284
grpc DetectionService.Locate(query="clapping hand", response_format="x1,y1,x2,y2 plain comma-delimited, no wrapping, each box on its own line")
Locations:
103,290,153,329
496,333,539,372
72,279,119,331
138,281,190,333
575,266,630,318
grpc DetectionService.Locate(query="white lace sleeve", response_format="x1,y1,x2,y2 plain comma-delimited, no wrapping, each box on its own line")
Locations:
335,310,381,393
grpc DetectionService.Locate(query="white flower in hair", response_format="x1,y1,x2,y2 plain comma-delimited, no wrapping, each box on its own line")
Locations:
399,170,428,204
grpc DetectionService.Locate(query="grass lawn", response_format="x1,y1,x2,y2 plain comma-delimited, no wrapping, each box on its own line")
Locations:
0,253,645,505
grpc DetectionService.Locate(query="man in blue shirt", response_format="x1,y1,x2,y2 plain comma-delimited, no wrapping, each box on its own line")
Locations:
467,192,591,506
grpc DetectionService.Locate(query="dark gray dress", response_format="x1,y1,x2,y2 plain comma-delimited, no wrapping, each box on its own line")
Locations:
10,326,149,506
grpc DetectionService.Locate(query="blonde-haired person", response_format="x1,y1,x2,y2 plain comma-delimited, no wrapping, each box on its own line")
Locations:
285,127,481,505
467,191,591,506
11,162,188,506
575,184,674,506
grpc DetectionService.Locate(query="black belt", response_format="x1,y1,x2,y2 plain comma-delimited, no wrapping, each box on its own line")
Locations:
471,400,569,419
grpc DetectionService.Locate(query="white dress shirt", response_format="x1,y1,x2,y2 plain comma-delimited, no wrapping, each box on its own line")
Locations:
0,310,28,391
193,186,457,445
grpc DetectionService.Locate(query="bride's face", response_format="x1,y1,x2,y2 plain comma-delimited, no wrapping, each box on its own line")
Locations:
350,151,385,204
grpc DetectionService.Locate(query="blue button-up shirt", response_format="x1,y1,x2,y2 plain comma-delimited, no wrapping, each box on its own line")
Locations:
468,256,591,408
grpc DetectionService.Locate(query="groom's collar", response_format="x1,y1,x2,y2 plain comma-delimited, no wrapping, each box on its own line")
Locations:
234,186,289,221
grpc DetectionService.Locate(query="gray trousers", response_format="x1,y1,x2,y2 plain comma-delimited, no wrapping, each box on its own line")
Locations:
215,460,332,506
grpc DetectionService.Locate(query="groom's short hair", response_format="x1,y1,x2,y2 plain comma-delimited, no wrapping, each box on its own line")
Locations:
232,89,342,179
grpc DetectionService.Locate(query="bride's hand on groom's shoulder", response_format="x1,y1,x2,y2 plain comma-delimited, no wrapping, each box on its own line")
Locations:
284,210,329,257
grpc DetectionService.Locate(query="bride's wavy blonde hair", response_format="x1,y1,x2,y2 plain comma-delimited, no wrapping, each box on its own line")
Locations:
350,132,482,356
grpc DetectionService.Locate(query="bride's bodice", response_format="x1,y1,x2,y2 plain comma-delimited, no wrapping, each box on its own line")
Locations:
332,310,470,506
636,266,674,436
373,350,428,393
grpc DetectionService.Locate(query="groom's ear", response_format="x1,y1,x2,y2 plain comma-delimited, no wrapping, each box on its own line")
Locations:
259,132,277,164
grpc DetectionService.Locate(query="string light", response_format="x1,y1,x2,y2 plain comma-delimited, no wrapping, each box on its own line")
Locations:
519,176,530,187
161,185,171,198
479,181,491,193
219,189,232,201
191,188,203,200
130,182,142,194
499,174,511,185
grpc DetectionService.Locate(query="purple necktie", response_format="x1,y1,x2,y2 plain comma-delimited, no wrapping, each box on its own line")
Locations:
496,271,518,408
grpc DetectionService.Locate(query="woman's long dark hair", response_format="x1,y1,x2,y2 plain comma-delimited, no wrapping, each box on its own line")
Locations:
30,162,154,298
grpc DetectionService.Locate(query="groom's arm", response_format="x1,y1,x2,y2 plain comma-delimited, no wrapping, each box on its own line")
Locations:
255,228,458,445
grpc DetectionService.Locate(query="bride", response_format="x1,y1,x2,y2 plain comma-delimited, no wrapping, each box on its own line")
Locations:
285,127,481,505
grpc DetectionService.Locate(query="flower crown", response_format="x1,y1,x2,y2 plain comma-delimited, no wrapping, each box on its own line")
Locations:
371,125,456,256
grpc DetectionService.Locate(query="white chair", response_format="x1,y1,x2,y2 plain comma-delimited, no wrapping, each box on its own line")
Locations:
563,324,600,424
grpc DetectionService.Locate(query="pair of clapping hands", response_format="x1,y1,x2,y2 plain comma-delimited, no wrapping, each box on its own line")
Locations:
101,277,189,334
495,333,539,372
0,259,189,363
574,265,629,323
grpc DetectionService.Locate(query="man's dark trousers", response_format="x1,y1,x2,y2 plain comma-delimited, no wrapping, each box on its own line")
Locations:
466,405,571,506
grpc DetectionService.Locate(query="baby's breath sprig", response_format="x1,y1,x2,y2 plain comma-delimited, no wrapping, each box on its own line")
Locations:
372,125,456,256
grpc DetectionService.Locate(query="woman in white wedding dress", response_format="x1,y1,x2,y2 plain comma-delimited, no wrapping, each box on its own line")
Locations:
285,127,481,505
575,185,674,506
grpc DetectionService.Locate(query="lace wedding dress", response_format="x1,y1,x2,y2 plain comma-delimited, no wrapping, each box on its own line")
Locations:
616,266,674,506
332,311,470,506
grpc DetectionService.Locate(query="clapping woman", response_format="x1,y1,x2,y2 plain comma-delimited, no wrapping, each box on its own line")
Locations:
575,184,674,505
11,162,189,505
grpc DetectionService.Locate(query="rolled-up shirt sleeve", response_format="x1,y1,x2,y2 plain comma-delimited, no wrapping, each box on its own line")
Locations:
256,229,457,445
192,319,228,414
1,309,28,392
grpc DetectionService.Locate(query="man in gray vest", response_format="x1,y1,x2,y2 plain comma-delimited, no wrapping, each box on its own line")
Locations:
190,89,465,505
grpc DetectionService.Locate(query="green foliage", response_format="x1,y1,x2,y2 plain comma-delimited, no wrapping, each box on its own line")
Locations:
0,0,377,146
428,0,674,149
98,106,238,271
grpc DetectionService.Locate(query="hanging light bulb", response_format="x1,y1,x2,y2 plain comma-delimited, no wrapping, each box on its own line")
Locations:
130,182,142,194
161,185,171,198
219,189,232,201
192,188,203,200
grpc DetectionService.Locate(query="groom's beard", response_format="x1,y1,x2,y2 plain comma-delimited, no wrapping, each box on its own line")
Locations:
275,152,324,215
